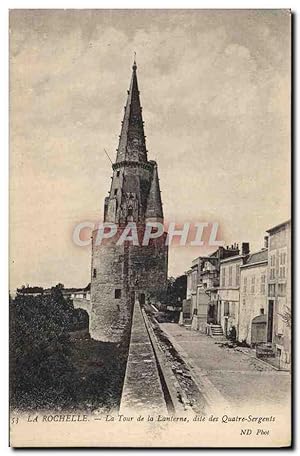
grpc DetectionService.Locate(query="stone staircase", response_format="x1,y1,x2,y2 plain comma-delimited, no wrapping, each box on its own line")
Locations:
209,324,225,338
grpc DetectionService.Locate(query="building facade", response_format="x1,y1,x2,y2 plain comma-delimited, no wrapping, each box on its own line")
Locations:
190,257,202,326
266,220,291,369
218,243,250,338
182,220,291,359
202,245,240,326
90,60,168,342
239,248,268,346
182,245,240,332
180,268,193,324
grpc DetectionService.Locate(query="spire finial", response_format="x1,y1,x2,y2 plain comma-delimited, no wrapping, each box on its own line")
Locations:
132,51,137,71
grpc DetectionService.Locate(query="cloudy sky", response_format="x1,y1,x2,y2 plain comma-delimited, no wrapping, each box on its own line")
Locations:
10,9,291,291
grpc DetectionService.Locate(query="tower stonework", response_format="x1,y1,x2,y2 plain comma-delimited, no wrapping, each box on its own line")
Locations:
90,60,168,342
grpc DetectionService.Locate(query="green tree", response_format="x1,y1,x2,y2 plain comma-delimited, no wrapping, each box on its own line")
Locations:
10,283,126,412
10,290,80,409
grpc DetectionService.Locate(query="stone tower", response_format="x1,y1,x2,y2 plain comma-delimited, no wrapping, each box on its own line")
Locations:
90,59,168,342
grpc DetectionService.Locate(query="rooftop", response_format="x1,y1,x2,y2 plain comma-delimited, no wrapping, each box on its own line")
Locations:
220,254,243,264
242,248,268,267
266,219,291,234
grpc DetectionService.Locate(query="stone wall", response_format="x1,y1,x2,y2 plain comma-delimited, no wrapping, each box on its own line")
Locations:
73,297,91,315
90,227,168,342
119,300,168,415
128,233,168,294
90,233,131,342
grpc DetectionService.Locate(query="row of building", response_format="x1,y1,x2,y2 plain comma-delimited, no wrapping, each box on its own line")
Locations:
181,220,291,370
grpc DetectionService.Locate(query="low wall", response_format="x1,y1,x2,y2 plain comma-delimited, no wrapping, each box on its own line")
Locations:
73,297,91,315
119,300,168,415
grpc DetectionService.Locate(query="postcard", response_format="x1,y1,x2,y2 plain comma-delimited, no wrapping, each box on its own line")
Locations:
9,9,291,447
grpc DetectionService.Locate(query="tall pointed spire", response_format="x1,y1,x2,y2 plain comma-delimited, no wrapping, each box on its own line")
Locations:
115,57,148,163
105,59,165,225
145,162,164,223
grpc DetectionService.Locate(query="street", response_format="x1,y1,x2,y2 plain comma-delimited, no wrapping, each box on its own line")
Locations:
159,323,291,411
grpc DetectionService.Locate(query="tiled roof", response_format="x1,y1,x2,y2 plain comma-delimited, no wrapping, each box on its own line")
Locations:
245,249,268,265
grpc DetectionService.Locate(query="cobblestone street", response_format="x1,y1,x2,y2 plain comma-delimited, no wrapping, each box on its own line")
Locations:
159,323,291,411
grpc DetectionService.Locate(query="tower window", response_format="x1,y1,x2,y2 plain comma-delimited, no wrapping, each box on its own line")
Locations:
115,289,121,299
114,189,118,195
93,268,97,278
116,171,120,177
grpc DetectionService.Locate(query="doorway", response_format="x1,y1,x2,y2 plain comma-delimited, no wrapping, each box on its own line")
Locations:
267,300,274,343
224,317,228,337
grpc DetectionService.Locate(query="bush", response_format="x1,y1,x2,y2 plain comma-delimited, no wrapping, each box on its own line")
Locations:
10,285,127,411
10,288,83,409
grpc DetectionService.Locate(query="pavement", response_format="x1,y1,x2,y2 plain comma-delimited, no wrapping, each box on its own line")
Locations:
159,323,291,411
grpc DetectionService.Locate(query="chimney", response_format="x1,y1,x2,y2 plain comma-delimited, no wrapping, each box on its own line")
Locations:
241,242,250,255
264,236,269,249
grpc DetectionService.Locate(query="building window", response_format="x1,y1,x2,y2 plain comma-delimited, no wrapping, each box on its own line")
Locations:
193,308,198,316
270,253,276,280
93,268,97,278
114,188,118,195
242,299,246,306
278,283,286,296
279,251,287,279
243,277,247,293
224,302,229,316
268,283,276,297
231,302,236,317
116,170,120,177
236,264,240,287
251,277,255,294
228,266,232,286
115,289,121,299
260,274,266,294
260,308,264,315
222,268,226,287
